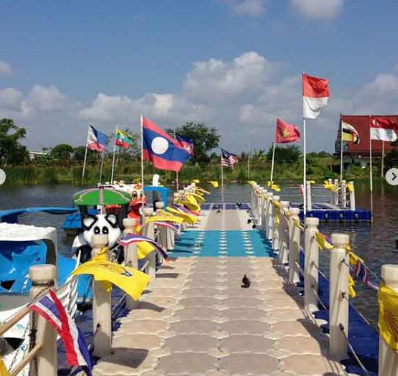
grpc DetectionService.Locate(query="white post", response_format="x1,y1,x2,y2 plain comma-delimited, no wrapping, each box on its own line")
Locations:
142,207,156,279
304,217,319,313
123,218,139,309
265,192,274,240
81,143,88,186
306,181,312,211
340,180,347,209
29,265,57,376
260,189,268,231
333,179,339,206
349,181,356,210
288,208,301,284
272,196,280,250
340,117,344,181
329,233,350,361
278,201,290,265
221,154,224,203
379,265,398,375
91,234,112,357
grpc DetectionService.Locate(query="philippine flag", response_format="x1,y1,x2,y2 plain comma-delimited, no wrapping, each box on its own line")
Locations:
86,125,109,152
142,117,190,172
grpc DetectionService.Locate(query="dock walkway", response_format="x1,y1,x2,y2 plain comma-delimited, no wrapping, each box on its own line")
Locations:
91,207,346,376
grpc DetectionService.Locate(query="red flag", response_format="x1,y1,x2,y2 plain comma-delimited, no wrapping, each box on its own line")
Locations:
275,119,300,143
370,117,398,142
302,73,329,119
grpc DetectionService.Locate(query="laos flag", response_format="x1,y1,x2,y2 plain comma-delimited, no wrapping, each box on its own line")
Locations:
142,117,190,172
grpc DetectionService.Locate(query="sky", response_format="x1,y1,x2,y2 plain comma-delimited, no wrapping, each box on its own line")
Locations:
1,0,398,153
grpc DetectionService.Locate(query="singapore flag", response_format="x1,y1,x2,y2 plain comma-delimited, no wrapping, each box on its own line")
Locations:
302,73,330,120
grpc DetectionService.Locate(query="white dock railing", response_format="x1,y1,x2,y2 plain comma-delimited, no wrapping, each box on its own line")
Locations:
249,183,389,374
0,200,183,375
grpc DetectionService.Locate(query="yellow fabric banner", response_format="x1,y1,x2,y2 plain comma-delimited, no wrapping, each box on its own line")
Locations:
208,181,219,188
0,354,10,376
144,214,184,225
72,258,150,301
314,233,334,251
166,207,197,224
379,283,398,351
192,179,200,183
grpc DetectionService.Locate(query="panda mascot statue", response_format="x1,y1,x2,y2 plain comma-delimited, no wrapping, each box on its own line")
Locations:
72,213,122,263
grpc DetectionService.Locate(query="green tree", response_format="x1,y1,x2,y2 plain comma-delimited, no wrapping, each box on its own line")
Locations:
166,122,220,164
266,145,301,163
0,118,29,166
73,146,98,164
50,143,74,160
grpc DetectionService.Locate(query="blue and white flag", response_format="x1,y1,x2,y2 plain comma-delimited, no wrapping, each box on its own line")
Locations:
30,290,92,375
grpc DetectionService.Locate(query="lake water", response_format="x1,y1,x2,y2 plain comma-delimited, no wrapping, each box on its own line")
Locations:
0,181,397,327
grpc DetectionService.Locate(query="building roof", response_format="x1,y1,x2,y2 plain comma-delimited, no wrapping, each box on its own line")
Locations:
337,115,398,157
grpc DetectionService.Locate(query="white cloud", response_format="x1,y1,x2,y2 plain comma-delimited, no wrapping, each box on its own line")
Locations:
233,0,266,16
184,52,275,103
4,52,398,153
291,0,345,20
0,61,13,75
27,85,66,111
218,0,266,17
0,88,23,109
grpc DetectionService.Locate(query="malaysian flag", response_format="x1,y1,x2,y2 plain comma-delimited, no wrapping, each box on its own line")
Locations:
30,290,92,376
221,148,238,168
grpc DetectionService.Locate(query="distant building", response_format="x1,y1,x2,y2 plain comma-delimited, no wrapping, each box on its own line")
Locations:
28,151,49,160
335,115,398,167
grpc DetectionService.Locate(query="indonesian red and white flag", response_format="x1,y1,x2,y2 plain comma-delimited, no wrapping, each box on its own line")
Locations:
302,73,330,119
370,117,398,142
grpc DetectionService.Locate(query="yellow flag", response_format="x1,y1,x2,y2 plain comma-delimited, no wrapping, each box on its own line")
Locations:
166,207,197,225
195,187,210,195
379,283,398,351
188,192,206,203
178,196,200,212
137,242,156,260
271,184,281,192
192,179,200,183
144,214,184,224
208,181,219,188
314,233,334,251
0,354,10,376
72,259,150,301
247,180,257,186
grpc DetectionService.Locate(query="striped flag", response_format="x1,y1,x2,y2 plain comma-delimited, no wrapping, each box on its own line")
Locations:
221,148,238,168
119,234,168,260
154,221,179,232
30,290,92,375
303,73,330,120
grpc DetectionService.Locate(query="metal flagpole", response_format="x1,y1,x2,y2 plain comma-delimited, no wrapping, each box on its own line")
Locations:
99,151,105,185
174,129,179,191
340,116,344,181
369,115,373,222
111,126,118,184
270,142,276,183
81,143,88,186
140,114,144,192
221,153,224,203
303,118,307,217
247,142,251,179
381,140,385,177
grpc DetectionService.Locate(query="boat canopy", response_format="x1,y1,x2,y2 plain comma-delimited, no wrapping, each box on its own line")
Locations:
0,223,57,265
0,207,77,223
73,187,131,206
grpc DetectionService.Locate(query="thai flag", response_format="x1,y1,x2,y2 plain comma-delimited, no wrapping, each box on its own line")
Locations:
173,204,199,216
176,134,194,156
354,261,379,291
119,233,169,260
86,125,109,152
30,290,92,376
154,221,179,232
142,117,190,172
